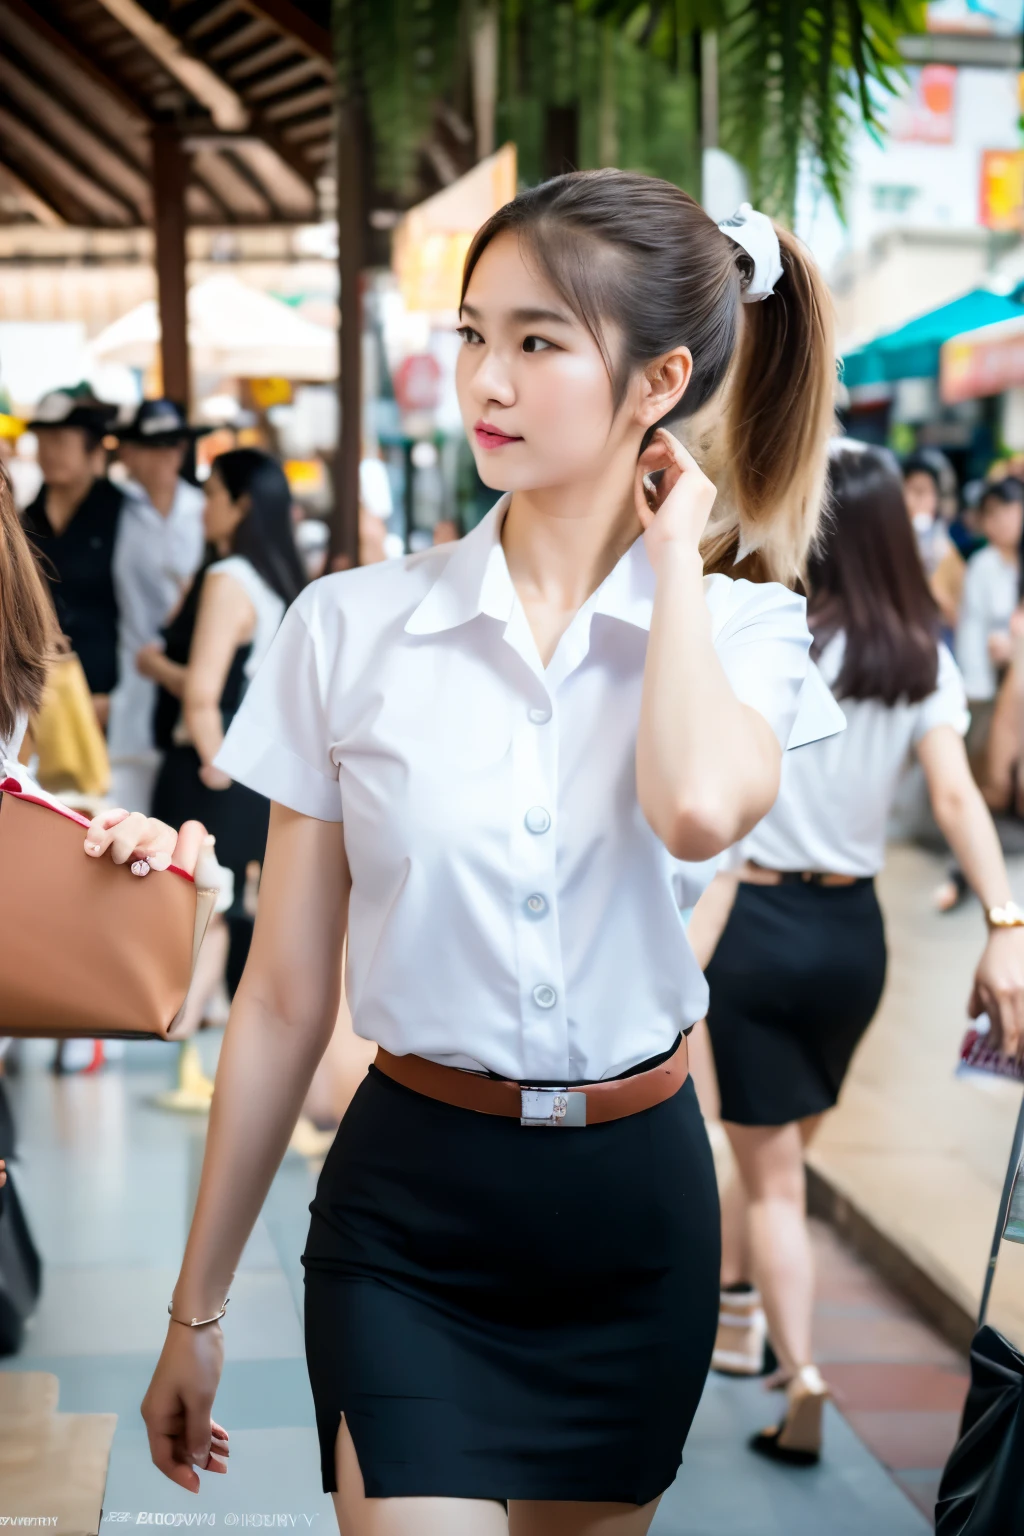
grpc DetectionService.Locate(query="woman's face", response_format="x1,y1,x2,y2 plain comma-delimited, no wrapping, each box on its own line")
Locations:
455,231,634,495
981,495,1024,553
203,471,246,545
903,470,938,527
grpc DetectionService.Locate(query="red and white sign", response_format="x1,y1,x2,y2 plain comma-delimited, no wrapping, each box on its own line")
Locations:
394,354,442,413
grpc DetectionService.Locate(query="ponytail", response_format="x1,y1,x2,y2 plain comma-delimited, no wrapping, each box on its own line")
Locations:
717,226,836,584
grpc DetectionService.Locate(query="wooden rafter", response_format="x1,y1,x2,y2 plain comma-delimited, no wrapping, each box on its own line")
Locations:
235,1,331,63
0,133,97,225
0,108,133,224
0,160,66,226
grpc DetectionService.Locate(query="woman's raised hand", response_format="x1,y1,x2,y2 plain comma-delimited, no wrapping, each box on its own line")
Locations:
83,809,207,876
634,427,717,567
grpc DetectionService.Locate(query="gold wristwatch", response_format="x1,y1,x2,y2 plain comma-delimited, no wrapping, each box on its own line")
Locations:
986,901,1024,930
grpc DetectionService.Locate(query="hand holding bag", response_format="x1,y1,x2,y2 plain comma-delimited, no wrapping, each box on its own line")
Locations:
0,775,217,1039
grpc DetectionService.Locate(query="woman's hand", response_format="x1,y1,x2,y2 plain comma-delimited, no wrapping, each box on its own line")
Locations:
141,1322,230,1493
634,427,717,569
136,642,166,680
969,927,1024,1060
198,764,232,791
83,810,207,876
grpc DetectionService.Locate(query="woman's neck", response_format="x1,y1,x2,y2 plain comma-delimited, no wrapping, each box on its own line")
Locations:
500,469,642,667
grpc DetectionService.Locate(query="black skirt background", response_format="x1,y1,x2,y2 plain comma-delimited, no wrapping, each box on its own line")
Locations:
302,1067,720,1503
705,879,887,1126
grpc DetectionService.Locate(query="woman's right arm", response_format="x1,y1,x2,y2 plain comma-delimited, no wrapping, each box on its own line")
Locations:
141,803,350,1492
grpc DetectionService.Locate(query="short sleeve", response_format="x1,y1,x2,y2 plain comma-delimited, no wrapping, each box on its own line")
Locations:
215,588,342,822
708,577,845,750
913,643,970,745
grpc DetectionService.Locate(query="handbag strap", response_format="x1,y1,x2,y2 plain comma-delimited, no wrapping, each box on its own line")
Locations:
979,1088,1024,1328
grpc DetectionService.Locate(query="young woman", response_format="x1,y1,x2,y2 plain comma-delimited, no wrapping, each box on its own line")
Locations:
702,440,1024,1465
139,171,840,1535
137,450,305,1098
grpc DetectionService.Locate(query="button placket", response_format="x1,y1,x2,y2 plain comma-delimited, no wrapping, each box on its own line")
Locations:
508,688,568,1080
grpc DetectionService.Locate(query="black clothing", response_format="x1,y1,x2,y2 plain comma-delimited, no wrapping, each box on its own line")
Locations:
22,478,124,696
151,563,269,973
302,1067,720,1502
705,878,888,1126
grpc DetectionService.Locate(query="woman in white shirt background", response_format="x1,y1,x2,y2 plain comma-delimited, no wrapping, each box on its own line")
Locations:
139,172,842,1536
136,449,305,1103
700,440,1024,1465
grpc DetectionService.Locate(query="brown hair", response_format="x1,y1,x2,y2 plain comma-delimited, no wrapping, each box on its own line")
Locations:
0,464,59,743
461,169,836,583
808,441,940,706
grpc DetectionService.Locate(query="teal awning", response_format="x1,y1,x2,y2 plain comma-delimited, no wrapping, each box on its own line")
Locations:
842,289,1024,390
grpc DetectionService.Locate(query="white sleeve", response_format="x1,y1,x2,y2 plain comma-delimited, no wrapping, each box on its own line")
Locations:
955,556,994,700
710,578,844,750
913,643,971,744
214,587,342,822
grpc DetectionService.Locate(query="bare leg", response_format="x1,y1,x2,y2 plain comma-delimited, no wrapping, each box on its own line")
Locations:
718,1165,750,1288
508,1498,661,1536
331,1416,508,1536
724,1120,815,1378
170,915,230,1039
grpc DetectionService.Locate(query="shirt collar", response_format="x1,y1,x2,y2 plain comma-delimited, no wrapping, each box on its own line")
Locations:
405,495,656,637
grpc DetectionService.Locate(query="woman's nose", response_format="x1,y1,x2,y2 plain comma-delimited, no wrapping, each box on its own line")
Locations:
473,351,516,407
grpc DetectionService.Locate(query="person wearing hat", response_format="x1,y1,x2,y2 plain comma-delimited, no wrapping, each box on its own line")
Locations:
21,387,122,725
107,399,207,812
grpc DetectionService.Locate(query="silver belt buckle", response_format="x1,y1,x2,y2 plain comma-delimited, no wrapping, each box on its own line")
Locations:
520,1088,587,1127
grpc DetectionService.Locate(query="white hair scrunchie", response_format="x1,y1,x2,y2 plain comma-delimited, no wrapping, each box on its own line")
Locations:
716,202,783,303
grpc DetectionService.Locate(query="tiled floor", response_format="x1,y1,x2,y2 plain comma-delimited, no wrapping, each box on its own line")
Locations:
1,1039,943,1533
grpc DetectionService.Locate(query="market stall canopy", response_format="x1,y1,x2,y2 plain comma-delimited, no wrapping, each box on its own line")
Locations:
392,144,518,313
941,314,1024,404
842,290,1024,391
87,274,336,380
0,0,331,228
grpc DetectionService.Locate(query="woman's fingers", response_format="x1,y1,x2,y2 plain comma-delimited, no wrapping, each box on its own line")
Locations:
83,806,130,854
172,820,208,878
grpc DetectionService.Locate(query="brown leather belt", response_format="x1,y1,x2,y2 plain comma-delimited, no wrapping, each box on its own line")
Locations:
741,859,860,889
373,1036,689,1128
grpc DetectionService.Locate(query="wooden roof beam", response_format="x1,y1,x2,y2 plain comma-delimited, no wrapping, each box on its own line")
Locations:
0,108,134,224
5,0,151,124
0,160,66,227
0,136,97,226
92,0,250,130
235,1,331,63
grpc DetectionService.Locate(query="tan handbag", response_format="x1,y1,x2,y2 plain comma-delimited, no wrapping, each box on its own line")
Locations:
0,774,216,1039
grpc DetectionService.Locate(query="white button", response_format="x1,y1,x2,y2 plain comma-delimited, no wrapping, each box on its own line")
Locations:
532,984,557,1009
524,806,551,834
529,706,551,724
525,893,548,918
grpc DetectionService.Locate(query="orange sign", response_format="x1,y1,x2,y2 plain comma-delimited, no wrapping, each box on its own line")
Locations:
980,149,1024,232
393,144,517,313
890,65,956,144
941,321,1024,404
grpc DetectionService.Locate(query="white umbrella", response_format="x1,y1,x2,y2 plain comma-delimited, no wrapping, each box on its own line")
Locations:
87,274,337,381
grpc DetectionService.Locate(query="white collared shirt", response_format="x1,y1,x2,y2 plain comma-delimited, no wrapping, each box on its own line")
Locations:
955,544,1019,702
108,478,205,759
216,499,844,1082
743,633,969,878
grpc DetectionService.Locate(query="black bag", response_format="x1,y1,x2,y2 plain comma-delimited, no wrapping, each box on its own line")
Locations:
0,1078,42,1357
935,1095,1024,1535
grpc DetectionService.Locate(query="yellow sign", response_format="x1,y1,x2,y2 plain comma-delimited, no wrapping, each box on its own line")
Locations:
980,149,1024,232
249,377,292,410
393,144,518,313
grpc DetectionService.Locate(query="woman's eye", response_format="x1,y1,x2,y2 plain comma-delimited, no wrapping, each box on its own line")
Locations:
522,335,553,354
456,326,482,345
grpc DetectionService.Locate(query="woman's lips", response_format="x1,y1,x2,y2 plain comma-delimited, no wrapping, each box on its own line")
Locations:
474,422,523,450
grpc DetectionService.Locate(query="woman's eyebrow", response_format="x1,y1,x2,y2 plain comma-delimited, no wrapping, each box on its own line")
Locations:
460,302,575,327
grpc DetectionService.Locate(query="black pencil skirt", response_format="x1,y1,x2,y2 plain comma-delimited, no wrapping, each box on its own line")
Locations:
705,878,887,1127
301,1065,720,1503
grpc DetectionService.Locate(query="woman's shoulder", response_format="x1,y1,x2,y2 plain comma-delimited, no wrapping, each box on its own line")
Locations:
292,544,460,637
701,571,807,640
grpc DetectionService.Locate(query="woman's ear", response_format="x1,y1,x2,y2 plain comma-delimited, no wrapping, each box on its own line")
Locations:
637,347,692,429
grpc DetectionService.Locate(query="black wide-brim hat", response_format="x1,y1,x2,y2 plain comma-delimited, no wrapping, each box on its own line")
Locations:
116,398,213,446
27,388,118,435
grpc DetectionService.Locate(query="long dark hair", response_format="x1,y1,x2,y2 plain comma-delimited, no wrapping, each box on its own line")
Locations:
212,449,305,606
808,441,940,706
461,169,836,583
0,464,59,742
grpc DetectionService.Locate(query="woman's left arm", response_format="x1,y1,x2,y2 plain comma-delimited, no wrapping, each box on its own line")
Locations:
918,723,1024,1058
635,430,783,862
184,574,256,787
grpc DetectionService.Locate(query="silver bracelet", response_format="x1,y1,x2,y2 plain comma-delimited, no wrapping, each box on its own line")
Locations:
168,1297,229,1328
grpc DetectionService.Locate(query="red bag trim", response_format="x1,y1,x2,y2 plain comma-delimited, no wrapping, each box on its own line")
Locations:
0,777,195,883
